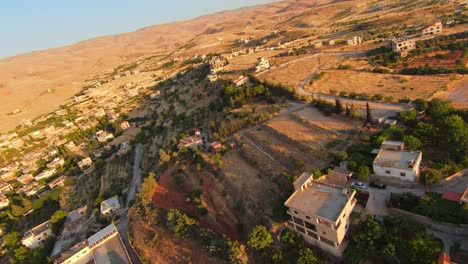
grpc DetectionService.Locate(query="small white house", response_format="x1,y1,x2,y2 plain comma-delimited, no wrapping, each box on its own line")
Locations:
21,221,53,249
100,195,121,217
0,194,10,209
373,141,422,182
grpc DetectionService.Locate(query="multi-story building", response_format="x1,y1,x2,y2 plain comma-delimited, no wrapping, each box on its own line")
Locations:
285,173,356,257
347,36,362,45
255,58,270,72
373,141,422,182
422,21,443,35
17,174,35,185
54,224,131,264
21,221,53,249
388,37,416,52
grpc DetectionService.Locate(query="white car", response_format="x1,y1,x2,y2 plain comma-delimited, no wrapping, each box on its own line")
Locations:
351,181,367,189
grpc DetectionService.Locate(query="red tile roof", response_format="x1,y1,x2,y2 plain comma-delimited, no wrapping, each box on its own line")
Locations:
442,191,462,202
438,253,450,264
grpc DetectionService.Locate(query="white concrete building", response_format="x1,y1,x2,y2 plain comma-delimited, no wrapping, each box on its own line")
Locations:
422,21,443,35
255,58,270,72
285,173,356,257
0,182,13,195
77,157,93,170
388,37,416,52
347,36,362,45
21,221,53,249
373,141,422,182
55,224,131,264
100,196,121,217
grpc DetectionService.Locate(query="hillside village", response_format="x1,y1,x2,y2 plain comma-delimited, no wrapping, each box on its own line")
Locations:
0,0,467,263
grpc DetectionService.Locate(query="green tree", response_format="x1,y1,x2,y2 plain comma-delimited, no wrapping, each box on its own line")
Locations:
247,225,273,251
398,110,418,126
403,135,422,150
357,165,370,180
297,248,318,264
366,102,372,122
345,104,350,116
4,231,21,249
334,151,348,164
420,169,441,185
50,210,67,235
335,98,343,114
158,149,171,166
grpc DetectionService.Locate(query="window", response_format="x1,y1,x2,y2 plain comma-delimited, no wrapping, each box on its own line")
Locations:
293,217,304,226
294,210,298,215
400,172,406,177
306,215,310,220
320,236,335,247
296,226,305,234
342,213,346,218
385,170,391,174
307,231,318,239
322,231,326,235
305,221,316,231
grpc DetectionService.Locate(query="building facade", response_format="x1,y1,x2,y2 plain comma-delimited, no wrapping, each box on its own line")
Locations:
373,141,422,182
285,174,356,257
388,37,416,52
422,21,443,35
21,221,53,249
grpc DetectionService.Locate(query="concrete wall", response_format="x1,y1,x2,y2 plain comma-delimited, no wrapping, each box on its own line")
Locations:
388,208,468,236
374,165,417,182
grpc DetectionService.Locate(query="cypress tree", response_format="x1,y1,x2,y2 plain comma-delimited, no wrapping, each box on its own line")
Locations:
366,102,372,122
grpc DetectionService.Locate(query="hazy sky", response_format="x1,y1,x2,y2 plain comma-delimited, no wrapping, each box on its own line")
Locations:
0,0,275,58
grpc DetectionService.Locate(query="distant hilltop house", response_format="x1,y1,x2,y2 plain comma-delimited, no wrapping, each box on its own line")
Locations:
17,174,35,185
255,57,270,72
234,75,251,87
77,157,93,170
285,173,356,257
422,21,443,36
209,56,228,73
35,169,57,181
149,90,161,99
21,220,53,249
347,36,362,45
95,130,114,143
0,194,9,209
120,121,131,130
178,130,203,149
100,195,121,217
388,37,416,53
48,175,66,189
73,95,87,103
373,141,422,182
20,182,45,197
0,182,13,195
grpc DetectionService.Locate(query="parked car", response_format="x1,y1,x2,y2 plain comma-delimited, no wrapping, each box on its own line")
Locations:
369,181,386,189
351,181,367,189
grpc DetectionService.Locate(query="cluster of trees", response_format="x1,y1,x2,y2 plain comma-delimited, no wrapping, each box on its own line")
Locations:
388,192,468,224
222,84,273,109
312,98,358,118
163,209,248,263
397,99,467,174
368,47,400,66
412,31,468,56
344,215,443,264
400,66,468,75
135,172,159,225
247,225,320,263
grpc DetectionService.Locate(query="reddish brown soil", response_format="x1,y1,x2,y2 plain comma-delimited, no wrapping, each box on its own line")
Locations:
401,50,464,69
152,167,240,240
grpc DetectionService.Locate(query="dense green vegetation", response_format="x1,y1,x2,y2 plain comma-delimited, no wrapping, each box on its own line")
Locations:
388,192,468,224
344,215,443,264
247,226,321,264
397,99,468,175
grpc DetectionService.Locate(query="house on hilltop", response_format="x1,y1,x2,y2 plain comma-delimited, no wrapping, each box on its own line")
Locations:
373,141,422,182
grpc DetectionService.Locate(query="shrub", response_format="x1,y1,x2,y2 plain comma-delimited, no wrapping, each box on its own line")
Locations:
247,225,273,251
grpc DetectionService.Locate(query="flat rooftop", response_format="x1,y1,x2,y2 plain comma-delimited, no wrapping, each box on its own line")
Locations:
285,182,354,222
24,220,50,238
374,149,421,168
100,196,120,212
